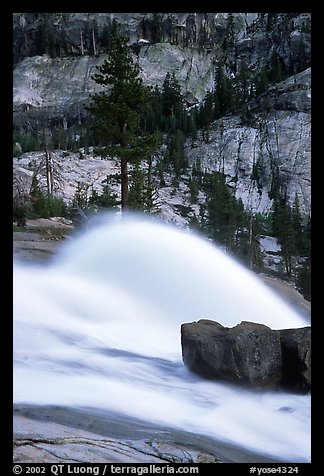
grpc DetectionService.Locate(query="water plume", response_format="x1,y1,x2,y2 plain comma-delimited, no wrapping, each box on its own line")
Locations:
13,213,311,462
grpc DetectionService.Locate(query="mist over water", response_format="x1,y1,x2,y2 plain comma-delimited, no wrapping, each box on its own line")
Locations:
13,213,311,462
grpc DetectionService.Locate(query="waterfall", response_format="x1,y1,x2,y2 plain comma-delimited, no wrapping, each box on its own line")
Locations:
13,213,311,462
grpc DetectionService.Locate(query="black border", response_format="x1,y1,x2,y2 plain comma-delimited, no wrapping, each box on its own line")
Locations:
8,3,318,473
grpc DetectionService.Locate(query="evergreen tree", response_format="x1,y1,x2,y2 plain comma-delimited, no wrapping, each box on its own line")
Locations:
89,176,119,210
254,67,268,96
204,172,240,250
161,72,183,121
268,50,283,83
188,111,198,146
214,64,234,117
271,196,297,277
87,34,156,210
235,58,251,105
296,261,311,301
188,175,199,204
291,194,303,253
166,129,188,178
226,13,236,47
296,214,311,300
157,159,165,186
126,161,158,213
200,91,214,142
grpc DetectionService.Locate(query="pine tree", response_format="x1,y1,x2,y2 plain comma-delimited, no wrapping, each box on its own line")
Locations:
89,176,119,210
235,58,251,105
291,193,303,253
214,64,234,117
226,13,236,47
296,214,311,300
200,91,214,142
161,72,183,122
268,50,283,83
254,67,268,96
271,196,296,277
87,34,156,210
188,112,198,146
167,129,187,178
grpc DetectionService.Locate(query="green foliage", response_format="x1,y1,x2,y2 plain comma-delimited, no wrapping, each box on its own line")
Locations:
188,171,263,271
296,261,311,301
157,159,165,186
188,175,199,204
214,64,234,117
28,171,68,218
267,50,285,83
100,19,120,52
165,130,188,178
13,198,27,227
188,113,198,145
87,34,157,209
254,67,269,96
271,194,310,278
202,172,244,250
141,74,190,135
250,155,264,195
13,131,40,153
13,142,23,158
225,13,236,47
192,159,203,186
89,177,119,209
72,182,90,210
234,58,251,106
162,72,183,117
88,35,147,146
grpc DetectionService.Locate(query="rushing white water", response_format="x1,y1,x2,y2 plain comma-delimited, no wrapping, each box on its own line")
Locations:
13,213,311,462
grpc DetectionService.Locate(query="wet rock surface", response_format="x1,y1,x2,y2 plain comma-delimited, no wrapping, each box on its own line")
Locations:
13,405,283,463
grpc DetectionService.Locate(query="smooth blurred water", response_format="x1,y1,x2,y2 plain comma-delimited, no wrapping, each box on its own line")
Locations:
13,213,311,462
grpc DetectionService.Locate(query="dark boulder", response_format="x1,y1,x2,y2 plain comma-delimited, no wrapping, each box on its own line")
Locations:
181,320,282,389
181,320,311,393
279,327,311,393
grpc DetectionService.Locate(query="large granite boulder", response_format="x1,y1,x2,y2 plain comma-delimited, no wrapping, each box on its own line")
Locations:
181,320,282,389
279,327,311,393
181,320,311,393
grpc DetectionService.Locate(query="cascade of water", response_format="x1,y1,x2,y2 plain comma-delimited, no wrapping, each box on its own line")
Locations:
13,213,311,462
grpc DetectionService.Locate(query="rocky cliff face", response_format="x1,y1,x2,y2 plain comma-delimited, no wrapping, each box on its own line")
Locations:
13,12,311,215
186,68,311,215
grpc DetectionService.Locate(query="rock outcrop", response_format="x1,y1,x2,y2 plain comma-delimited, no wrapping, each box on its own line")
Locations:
181,320,282,388
13,405,282,463
181,319,311,393
280,327,311,393
185,69,311,216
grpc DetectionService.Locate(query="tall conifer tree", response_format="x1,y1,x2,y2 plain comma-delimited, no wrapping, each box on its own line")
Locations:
87,34,156,210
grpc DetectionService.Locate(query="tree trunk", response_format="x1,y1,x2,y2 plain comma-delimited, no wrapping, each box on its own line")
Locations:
121,157,128,210
248,212,253,269
80,30,84,56
92,27,97,56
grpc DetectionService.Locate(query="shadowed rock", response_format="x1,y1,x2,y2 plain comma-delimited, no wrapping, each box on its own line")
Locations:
181,320,311,392
181,320,282,389
279,327,311,393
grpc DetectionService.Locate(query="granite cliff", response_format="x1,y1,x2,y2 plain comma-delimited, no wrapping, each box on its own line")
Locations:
13,12,311,215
